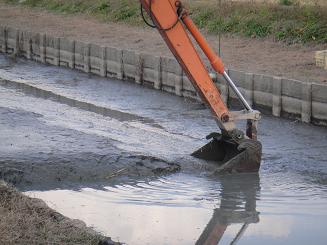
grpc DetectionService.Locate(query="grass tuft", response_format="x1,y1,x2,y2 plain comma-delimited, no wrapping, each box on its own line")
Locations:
279,0,293,6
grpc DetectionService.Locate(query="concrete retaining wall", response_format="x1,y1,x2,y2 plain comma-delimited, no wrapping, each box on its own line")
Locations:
1,25,326,126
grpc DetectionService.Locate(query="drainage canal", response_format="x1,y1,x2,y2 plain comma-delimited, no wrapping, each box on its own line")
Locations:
1,55,326,244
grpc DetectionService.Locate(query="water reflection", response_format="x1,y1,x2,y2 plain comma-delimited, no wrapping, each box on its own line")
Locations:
25,172,327,245
197,174,260,245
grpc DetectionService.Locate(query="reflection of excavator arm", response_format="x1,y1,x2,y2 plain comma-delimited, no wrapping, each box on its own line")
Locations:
196,174,260,245
140,0,262,172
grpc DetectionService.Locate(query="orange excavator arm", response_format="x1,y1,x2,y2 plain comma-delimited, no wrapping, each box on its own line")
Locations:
140,0,233,132
140,0,262,173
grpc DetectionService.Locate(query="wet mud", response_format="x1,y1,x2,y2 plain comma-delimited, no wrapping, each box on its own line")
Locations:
0,106,180,188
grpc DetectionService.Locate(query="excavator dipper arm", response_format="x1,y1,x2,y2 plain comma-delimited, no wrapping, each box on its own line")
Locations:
140,0,262,172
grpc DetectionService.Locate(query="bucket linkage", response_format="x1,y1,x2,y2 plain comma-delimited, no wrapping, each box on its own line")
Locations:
192,129,262,173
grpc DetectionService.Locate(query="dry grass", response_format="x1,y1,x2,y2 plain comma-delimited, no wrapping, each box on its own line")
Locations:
0,181,105,245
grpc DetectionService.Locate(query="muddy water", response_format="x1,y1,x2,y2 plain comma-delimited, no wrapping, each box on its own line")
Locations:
26,172,327,245
1,56,327,244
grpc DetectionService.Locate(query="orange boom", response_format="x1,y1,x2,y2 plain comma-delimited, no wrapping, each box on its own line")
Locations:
140,0,262,173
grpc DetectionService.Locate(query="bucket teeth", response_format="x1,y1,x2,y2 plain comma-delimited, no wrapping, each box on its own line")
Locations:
192,133,262,173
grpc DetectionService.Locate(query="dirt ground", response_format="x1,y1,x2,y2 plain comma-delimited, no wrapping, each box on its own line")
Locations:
0,4,326,83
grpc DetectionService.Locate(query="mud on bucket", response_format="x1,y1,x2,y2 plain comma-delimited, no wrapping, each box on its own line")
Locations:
191,133,262,173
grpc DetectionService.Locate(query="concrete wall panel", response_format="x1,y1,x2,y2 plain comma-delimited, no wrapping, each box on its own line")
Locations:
17,30,32,58
312,102,327,121
254,91,272,108
90,57,101,75
74,41,86,70
106,47,123,79
30,32,41,61
282,79,303,99
253,74,273,93
142,53,158,69
122,49,136,81
182,76,195,92
182,76,197,99
6,27,18,54
90,44,105,76
142,54,160,88
253,74,273,107
0,26,5,53
59,38,75,68
281,96,302,115
45,35,60,65
312,84,327,103
90,43,101,58
161,57,181,93
183,75,199,99
90,44,101,75
161,57,181,74
143,68,157,87
90,59,100,72
161,72,177,92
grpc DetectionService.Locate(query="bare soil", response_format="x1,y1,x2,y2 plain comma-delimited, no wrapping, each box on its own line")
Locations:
0,181,120,245
0,4,326,83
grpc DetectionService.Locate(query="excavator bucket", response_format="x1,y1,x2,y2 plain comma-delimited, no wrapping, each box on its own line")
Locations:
192,133,262,173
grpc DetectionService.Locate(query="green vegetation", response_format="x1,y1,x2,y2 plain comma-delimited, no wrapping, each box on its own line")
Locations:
191,0,327,43
3,0,327,44
279,0,293,6
4,0,142,24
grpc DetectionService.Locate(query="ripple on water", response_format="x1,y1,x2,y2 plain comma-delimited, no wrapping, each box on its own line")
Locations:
25,172,327,245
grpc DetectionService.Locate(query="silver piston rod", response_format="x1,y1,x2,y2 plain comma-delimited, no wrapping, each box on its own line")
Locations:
222,71,253,111
221,71,260,140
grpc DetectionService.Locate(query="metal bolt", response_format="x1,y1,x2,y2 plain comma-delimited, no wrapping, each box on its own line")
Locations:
175,1,181,7
221,113,229,123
